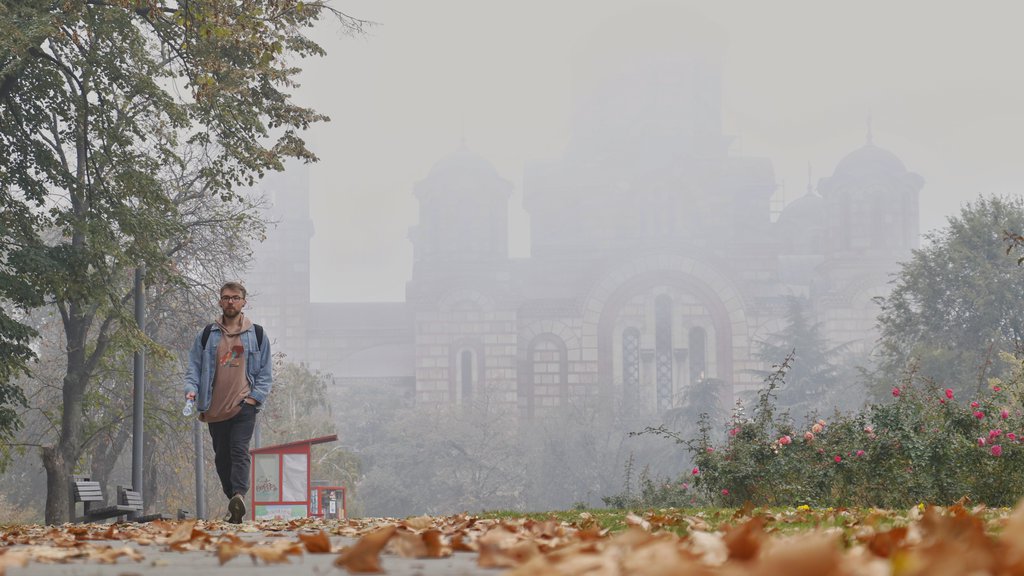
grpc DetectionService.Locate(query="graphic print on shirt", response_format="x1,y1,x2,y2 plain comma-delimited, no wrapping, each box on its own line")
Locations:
220,345,244,367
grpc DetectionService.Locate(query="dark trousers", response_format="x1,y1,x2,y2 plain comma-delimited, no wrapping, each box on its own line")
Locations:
207,403,257,499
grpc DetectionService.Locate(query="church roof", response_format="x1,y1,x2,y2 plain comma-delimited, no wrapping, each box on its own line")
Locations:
833,143,907,178
777,191,825,227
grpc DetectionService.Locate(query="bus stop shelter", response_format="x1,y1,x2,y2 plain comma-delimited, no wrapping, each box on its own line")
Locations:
249,434,338,521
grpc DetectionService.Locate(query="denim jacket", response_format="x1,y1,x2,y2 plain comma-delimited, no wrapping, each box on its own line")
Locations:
183,323,272,413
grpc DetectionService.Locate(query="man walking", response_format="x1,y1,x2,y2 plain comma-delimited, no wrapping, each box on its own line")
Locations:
184,282,273,523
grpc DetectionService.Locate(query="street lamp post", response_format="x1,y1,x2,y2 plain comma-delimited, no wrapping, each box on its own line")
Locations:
130,266,146,521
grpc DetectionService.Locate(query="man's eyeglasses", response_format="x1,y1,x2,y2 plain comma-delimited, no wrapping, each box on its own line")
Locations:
220,295,244,302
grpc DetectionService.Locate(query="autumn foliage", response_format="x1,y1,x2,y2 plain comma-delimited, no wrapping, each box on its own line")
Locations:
6,502,1024,575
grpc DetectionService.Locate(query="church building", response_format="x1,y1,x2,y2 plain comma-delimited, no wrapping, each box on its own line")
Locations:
248,29,923,419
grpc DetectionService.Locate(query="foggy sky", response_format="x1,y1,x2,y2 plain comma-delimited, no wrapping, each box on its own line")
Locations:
292,0,1024,302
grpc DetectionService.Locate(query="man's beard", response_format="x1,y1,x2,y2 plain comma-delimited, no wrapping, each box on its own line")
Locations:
222,308,241,319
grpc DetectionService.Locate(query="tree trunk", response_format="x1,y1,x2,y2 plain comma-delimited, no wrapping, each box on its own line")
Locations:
41,446,69,524
43,315,91,525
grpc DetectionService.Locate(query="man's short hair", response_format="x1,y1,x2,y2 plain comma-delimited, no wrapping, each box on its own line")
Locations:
220,282,247,299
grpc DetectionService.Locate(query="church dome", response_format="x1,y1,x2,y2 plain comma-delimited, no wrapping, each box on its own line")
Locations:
426,144,501,183
777,191,825,227
833,143,907,179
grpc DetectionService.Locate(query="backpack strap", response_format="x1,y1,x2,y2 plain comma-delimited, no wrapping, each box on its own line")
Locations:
201,323,214,348
254,324,264,350
200,319,264,348
201,323,264,349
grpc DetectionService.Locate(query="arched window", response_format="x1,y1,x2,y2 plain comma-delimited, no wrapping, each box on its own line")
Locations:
459,350,474,404
451,341,483,406
655,295,673,411
622,328,641,409
527,335,567,417
689,327,707,385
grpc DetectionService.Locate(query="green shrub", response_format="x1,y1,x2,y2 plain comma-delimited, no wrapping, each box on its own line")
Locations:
683,359,1024,508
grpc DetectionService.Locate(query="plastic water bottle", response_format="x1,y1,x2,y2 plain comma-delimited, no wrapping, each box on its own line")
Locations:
182,397,195,417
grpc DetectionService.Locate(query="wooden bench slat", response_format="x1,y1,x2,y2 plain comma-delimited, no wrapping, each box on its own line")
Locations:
80,504,136,521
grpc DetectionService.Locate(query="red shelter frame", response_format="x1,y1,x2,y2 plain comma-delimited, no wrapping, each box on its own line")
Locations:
249,434,337,521
310,486,347,520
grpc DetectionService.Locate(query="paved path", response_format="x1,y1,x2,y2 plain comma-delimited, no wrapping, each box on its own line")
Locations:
5,528,502,576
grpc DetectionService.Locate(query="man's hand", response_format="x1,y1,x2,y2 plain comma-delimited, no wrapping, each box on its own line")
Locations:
243,397,257,406
186,392,196,400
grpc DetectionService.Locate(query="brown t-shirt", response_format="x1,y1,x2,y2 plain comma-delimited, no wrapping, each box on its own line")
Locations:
199,316,252,423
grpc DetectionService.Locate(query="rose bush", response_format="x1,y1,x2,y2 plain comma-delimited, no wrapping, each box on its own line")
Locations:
677,357,1024,508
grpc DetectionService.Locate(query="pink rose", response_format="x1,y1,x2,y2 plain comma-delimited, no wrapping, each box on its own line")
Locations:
706,447,715,453
811,423,824,434
990,429,1003,440
1002,409,1010,420
945,388,954,399
729,427,740,437
855,450,865,457
721,489,729,495
975,411,985,419
992,445,1003,457
833,455,842,463
892,387,901,397
994,386,1003,392
1009,433,1018,442
692,467,700,475
971,401,980,408
864,425,874,434
978,437,987,447
804,431,815,441
779,435,792,446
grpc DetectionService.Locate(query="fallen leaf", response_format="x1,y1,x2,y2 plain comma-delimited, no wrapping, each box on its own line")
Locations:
247,544,295,565
860,526,908,558
749,533,843,576
389,529,428,558
422,529,450,558
165,520,197,548
92,545,144,564
403,515,434,531
0,550,29,575
334,524,397,574
477,528,539,569
298,530,332,553
723,516,765,561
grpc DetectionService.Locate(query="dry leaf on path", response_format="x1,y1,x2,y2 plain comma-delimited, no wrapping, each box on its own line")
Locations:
477,528,539,569
722,516,765,561
335,524,398,574
403,515,434,531
0,550,29,576
389,529,428,558
298,530,332,553
248,541,302,565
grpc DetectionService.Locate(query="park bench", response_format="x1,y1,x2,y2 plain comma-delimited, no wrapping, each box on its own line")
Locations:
117,486,169,522
70,477,140,523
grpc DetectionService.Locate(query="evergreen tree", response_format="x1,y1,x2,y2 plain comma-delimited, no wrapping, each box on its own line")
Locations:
755,296,849,416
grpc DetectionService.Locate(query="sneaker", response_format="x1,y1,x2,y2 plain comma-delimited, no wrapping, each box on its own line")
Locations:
228,494,246,524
